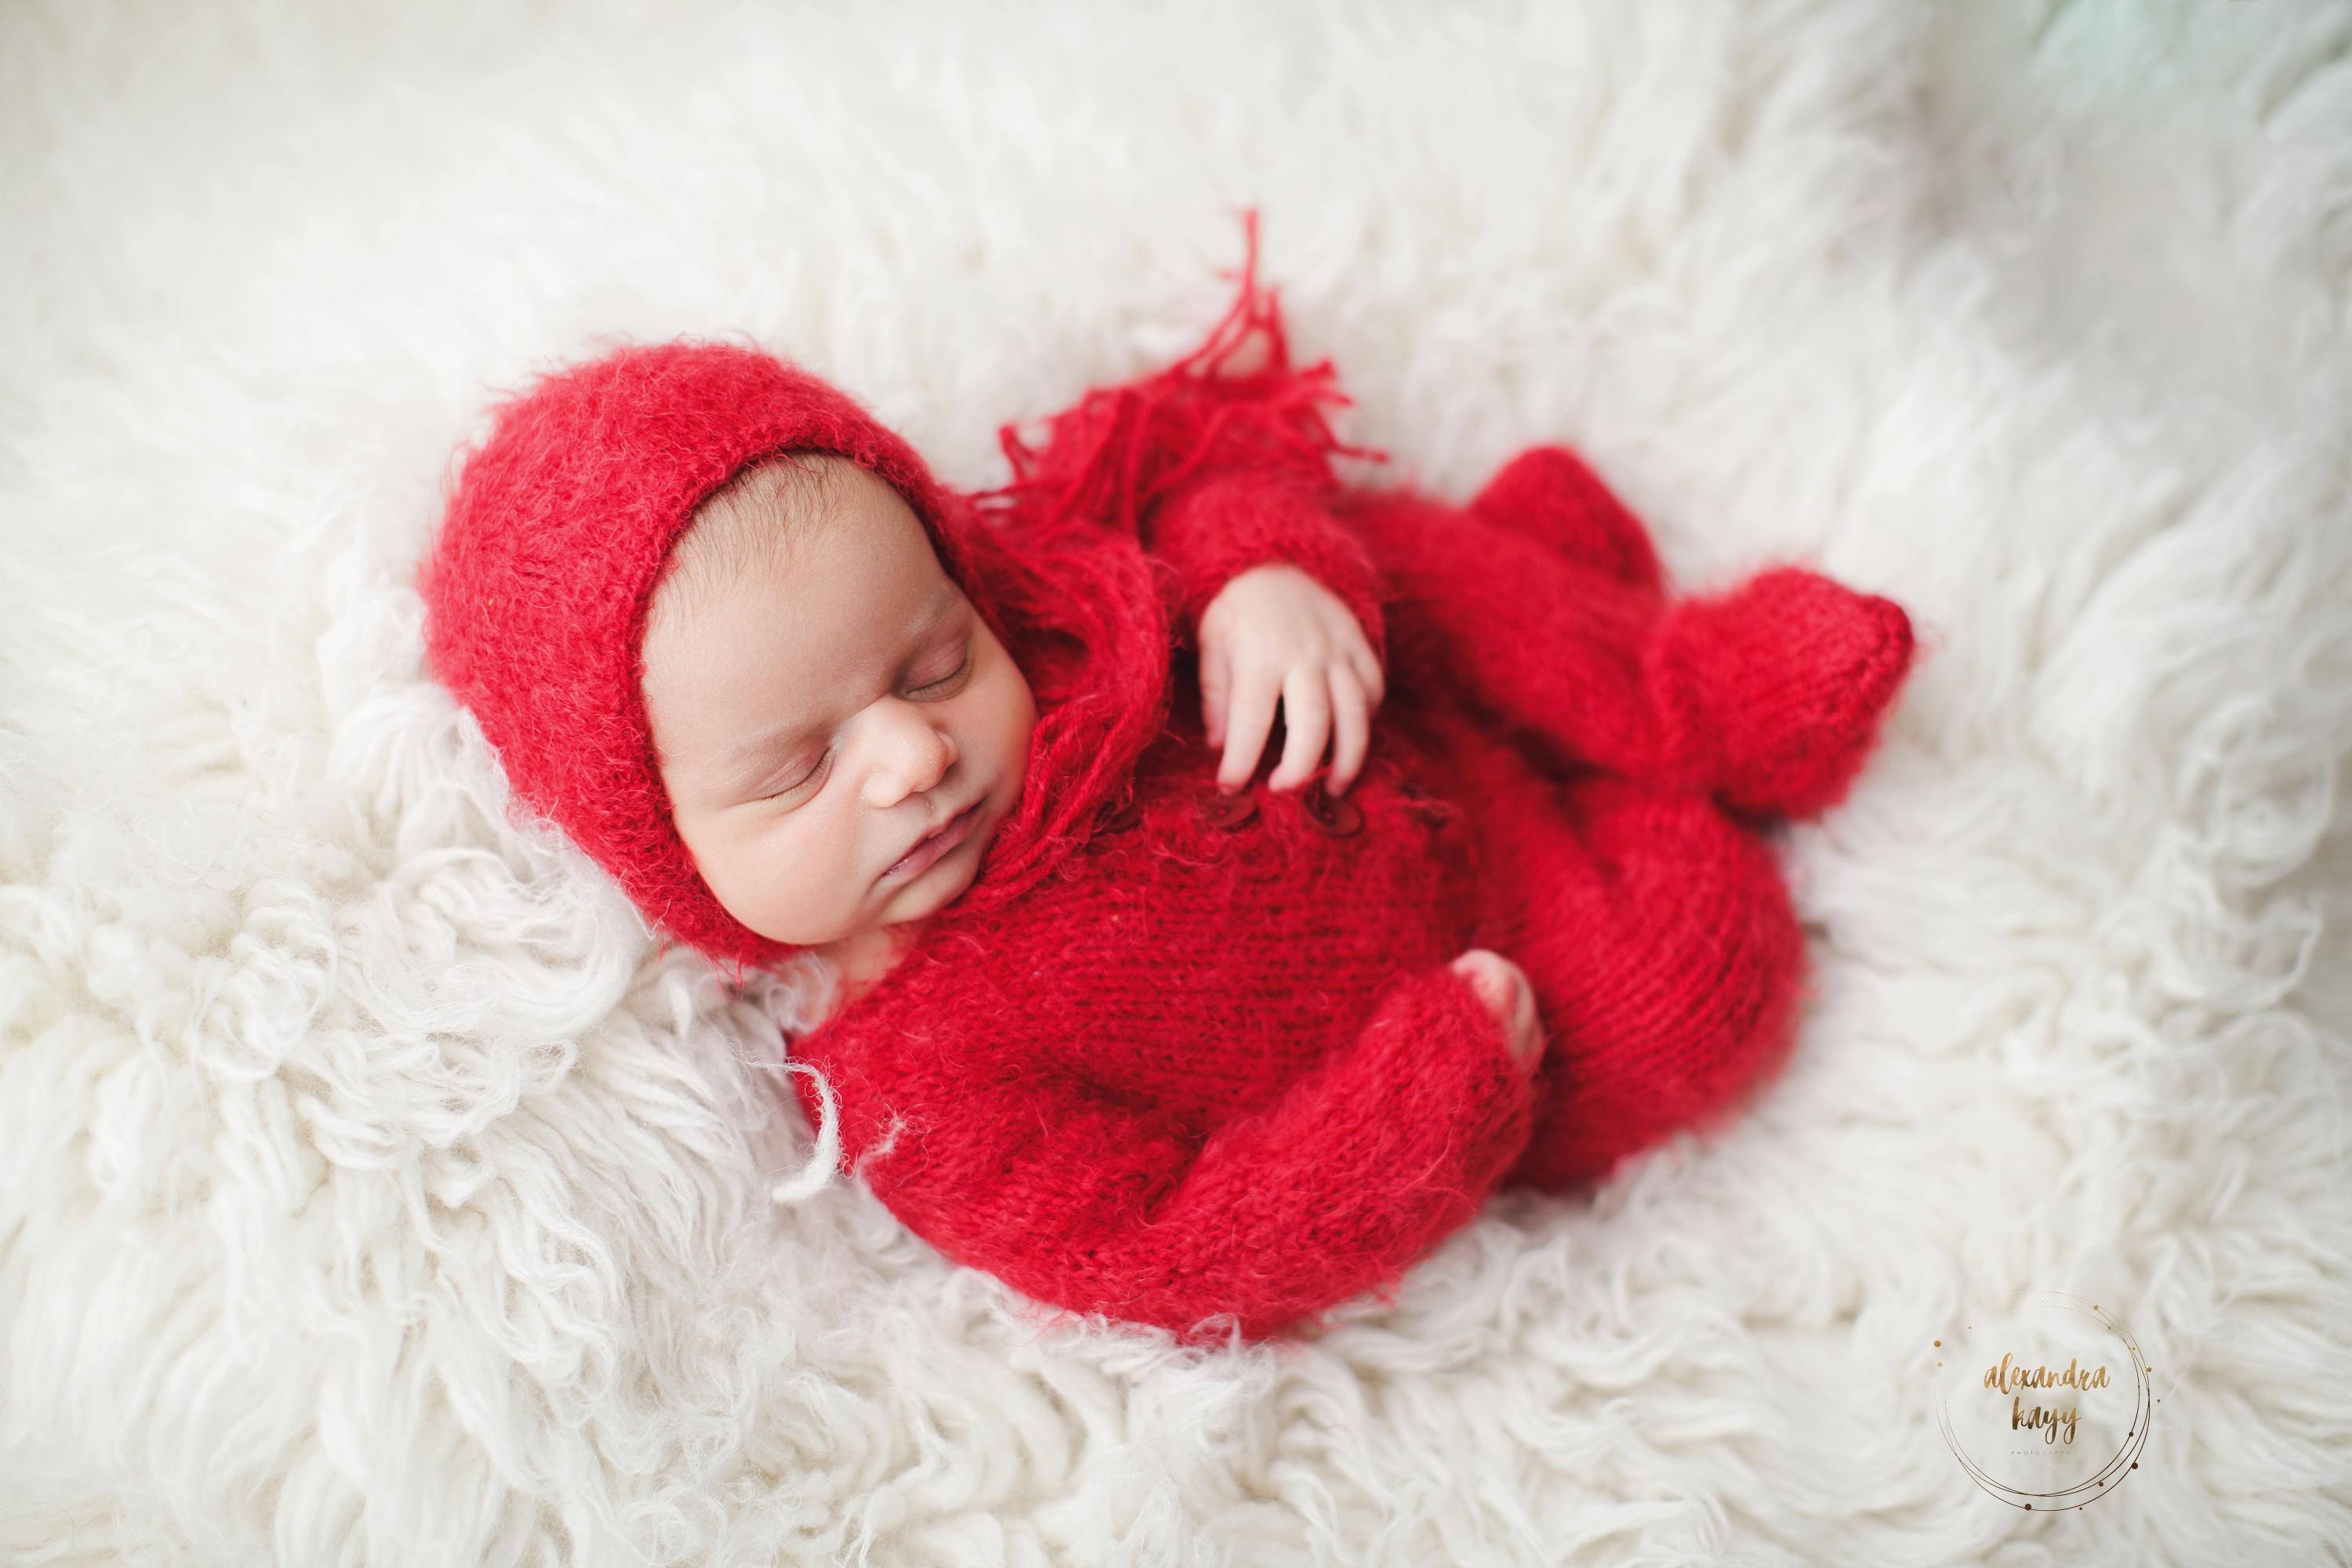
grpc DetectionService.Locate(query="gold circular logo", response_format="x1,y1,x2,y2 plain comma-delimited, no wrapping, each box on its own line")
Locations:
1934,1292,2155,1511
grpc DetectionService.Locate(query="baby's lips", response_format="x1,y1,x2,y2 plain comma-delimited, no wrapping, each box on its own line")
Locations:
884,800,982,881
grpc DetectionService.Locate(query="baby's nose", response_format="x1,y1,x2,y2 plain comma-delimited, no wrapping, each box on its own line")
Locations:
860,700,957,808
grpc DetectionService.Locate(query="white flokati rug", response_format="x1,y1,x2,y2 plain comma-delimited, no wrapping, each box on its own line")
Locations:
4,2,2350,1563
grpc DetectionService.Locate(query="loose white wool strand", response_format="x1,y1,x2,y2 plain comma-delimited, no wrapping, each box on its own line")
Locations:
767,1059,842,1207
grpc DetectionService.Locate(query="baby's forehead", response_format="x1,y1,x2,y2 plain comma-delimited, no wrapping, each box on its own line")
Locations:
690,452,855,550
649,452,942,630
657,455,862,604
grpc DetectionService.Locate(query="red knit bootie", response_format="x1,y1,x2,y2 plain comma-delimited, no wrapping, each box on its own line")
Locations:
1469,446,1662,598
1647,568,1914,822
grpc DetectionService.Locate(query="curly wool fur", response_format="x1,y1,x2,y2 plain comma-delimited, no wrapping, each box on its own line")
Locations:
4,2,2350,1563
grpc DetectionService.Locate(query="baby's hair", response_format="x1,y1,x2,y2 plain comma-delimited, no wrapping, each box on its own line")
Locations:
648,452,849,637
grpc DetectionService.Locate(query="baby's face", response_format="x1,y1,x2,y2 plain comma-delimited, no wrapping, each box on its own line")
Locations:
641,461,1036,949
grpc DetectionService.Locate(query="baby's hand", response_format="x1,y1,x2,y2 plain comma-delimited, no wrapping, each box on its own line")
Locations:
1450,949,1544,1073
1197,564,1385,795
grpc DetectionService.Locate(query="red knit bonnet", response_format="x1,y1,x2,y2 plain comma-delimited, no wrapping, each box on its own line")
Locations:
421,343,1000,967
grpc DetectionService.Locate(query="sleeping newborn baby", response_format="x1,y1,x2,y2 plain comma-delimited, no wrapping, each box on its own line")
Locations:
423,280,1913,1339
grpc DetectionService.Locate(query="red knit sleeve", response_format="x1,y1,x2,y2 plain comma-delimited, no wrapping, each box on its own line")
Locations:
804,967,1532,1340
1142,471,1387,657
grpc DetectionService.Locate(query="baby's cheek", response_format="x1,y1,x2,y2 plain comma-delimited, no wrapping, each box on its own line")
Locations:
996,670,1040,787
785,822,867,935
701,816,840,947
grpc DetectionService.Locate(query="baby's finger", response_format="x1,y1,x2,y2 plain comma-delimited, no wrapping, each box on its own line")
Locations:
1199,641,1232,749
1217,668,1281,792
1348,645,1386,710
1269,669,1331,791
1328,666,1370,795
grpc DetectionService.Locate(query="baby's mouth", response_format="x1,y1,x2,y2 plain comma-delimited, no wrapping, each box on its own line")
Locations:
885,800,983,883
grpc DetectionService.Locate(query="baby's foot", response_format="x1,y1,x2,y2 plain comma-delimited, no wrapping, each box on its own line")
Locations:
1451,949,1545,1072
1652,568,1914,820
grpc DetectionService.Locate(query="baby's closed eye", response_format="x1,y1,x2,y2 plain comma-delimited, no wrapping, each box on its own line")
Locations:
753,747,833,803
906,645,973,699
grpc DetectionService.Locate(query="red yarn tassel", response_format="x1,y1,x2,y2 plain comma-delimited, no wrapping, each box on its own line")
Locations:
989,215,1371,545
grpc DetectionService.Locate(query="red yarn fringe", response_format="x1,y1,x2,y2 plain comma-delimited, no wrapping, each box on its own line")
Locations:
986,216,1369,546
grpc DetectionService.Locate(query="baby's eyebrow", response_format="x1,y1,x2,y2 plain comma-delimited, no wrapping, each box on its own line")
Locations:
897,579,971,655
914,577,964,627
